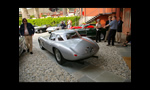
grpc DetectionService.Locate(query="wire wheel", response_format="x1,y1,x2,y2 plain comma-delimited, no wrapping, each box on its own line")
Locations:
55,49,61,62
54,48,65,65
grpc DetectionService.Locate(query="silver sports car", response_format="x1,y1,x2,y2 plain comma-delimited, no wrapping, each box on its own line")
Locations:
38,29,99,65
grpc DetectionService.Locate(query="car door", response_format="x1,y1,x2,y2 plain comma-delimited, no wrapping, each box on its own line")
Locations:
87,28,96,38
76,29,86,36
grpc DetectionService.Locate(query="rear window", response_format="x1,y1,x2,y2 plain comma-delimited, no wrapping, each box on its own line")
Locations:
66,32,80,40
57,35,64,41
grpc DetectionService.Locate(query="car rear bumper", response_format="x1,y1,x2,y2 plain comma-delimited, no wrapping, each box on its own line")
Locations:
63,50,99,61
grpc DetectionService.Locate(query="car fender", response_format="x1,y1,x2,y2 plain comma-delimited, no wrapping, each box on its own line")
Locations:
52,43,75,60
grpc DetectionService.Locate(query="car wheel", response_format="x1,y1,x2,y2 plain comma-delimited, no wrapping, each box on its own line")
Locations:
38,40,45,50
48,32,51,34
39,30,43,33
54,48,65,65
100,33,104,40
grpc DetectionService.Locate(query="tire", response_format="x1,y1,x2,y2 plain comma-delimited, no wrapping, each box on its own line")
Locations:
48,32,51,34
54,48,65,65
39,30,43,33
38,40,45,50
100,33,104,40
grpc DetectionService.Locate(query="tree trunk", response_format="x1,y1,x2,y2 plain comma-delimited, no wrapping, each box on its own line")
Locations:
34,8,39,19
63,8,67,16
21,8,30,19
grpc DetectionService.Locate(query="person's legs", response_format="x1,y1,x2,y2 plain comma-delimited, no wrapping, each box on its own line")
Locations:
115,32,118,42
112,30,116,45
104,29,110,41
28,36,33,53
99,30,101,42
118,32,122,42
96,31,98,42
108,30,113,45
104,31,108,41
102,30,106,40
25,36,30,51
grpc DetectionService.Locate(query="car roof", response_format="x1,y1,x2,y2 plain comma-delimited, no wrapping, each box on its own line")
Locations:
51,30,76,35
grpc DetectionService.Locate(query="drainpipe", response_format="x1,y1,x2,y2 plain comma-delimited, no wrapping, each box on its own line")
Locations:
85,8,86,24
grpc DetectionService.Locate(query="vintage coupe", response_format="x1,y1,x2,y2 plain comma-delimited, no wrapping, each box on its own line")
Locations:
35,25,50,33
38,30,99,65
46,24,60,33
70,24,106,40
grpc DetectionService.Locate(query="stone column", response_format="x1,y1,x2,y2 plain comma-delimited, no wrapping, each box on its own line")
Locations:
34,8,39,19
21,8,30,19
63,8,67,16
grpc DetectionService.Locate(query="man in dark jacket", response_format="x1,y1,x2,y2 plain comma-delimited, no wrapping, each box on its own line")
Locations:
19,18,35,54
116,17,123,43
60,21,66,29
104,16,112,42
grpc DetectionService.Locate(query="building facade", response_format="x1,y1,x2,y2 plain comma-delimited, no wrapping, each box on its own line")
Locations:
77,8,131,35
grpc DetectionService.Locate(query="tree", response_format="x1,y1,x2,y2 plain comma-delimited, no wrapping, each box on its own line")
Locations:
34,8,39,19
21,8,30,19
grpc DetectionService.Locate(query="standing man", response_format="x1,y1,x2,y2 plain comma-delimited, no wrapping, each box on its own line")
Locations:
104,16,118,46
60,21,67,29
20,18,35,54
96,19,102,42
104,16,112,42
116,17,123,43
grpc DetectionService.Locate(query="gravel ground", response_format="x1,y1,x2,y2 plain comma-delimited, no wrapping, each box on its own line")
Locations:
19,46,77,82
19,32,131,82
85,42,131,80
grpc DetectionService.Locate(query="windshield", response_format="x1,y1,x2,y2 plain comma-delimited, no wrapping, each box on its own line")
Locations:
66,32,80,40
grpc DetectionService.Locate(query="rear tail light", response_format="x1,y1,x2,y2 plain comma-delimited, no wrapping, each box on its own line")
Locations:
74,54,77,56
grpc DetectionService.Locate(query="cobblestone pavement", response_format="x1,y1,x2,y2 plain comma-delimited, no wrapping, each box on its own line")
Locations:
19,32,131,82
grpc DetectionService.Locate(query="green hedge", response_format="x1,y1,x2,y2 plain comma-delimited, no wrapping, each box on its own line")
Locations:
19,16,80,26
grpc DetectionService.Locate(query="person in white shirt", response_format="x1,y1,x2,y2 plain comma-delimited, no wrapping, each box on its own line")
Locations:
67,20,72,29
95,19,102,42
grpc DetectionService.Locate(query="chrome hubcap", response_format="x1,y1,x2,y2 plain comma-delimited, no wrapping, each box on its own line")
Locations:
40,30,42,33
55,49,61,61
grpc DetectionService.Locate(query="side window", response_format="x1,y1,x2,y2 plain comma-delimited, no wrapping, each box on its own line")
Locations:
49,33,56,41
56,34,64,41
66,32,80,40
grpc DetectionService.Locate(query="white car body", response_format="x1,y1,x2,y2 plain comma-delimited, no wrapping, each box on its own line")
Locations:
46,27,60,33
